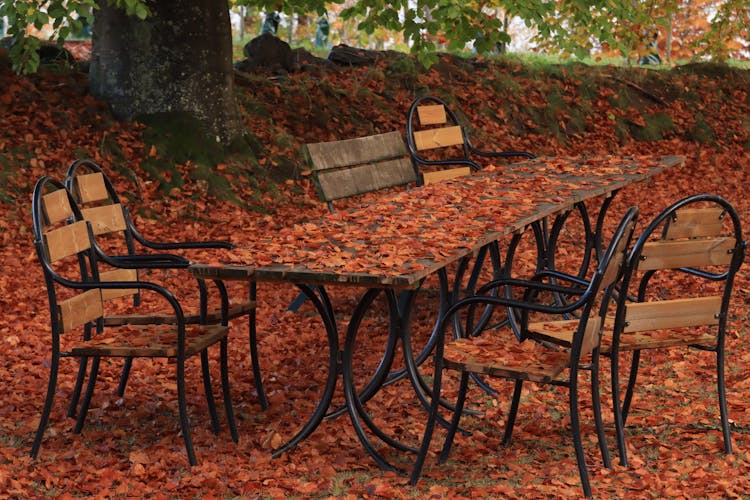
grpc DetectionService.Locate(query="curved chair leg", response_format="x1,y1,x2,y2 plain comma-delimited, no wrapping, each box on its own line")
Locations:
248,283,268,410
716,348,732,454
410,335,446,485
31,354,60,458
67,356,88,418
69,322,95,417
502,379,523,445
622,350,642,424
610,349,629,467
201,349,221,434
569,381,592,498
220,338,239,443
590,352,611,468
438,371,470,463
116,358,133,397
74,357,101,434
177,358,198,466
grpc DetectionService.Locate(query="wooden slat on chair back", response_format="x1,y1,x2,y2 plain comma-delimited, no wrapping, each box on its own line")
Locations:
664,207,725,239
306,131,417,202
74,172,110,204
623,296,721,333
580,316,602,356
42,189,74,225
417,104,448,126
422,166,472,185
413,126,464,151
638,238,735,271
80,205,128,235
43,220,91,263
57,289,104,332
598,231,630,293
99,268,139,301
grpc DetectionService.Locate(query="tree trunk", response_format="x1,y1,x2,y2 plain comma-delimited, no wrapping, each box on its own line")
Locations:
89,0,243,145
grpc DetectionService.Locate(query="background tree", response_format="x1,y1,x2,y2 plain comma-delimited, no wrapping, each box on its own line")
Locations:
1,0,747,151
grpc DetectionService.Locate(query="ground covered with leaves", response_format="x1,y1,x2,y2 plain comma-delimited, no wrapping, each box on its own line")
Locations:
1,52,749,498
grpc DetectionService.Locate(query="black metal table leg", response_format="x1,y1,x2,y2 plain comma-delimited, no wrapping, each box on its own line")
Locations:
271,283,339,458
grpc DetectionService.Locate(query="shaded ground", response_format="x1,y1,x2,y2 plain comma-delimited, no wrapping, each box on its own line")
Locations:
0,50,749,498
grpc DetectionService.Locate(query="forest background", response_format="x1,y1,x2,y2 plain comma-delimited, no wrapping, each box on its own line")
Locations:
1,1,750,498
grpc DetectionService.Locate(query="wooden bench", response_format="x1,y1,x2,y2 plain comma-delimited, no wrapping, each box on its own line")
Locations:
305,130,418,212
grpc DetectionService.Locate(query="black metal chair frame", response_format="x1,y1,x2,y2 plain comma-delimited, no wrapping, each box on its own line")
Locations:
607,194,746,466
410,206,639,498
64,159,268,411
31,176,238,465
405,94,536,183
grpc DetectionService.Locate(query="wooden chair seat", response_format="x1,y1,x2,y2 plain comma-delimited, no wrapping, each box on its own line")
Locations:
70,324,229,358
443,335,570,384
102,301,256,326
528,318,717,353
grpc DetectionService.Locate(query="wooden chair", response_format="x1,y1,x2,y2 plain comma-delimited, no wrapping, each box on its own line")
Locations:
65,159,267,410
405,95,535,185
530,194,746,467
31,176,238,465
411,207,639,498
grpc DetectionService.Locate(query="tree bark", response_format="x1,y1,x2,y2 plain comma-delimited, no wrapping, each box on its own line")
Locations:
89,0,243,145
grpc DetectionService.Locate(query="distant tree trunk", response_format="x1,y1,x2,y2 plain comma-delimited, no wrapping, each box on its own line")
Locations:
666,14,673,63
89,0,243,145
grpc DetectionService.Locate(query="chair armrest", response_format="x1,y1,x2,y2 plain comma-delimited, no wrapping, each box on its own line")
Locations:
124,206,234,250
96,248,191,269
465,138,536,160
532,269,591,288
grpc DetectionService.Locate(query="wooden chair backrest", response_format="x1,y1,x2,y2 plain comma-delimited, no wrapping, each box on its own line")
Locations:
408,101,474,186
39,183,138,333
622,204,740,334
305,131,417,207
70,171,129,236
412,104,465,151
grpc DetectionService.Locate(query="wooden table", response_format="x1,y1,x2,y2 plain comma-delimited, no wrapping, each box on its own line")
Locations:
191,154,684,470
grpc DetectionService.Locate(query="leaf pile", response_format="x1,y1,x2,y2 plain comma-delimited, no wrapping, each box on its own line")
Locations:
0,54,749,498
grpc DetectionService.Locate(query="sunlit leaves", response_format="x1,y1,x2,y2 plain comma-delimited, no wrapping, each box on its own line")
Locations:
0,0,96,73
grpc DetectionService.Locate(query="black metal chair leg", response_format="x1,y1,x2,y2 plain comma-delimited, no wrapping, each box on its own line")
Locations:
438,371,470,463
717,349,732,454
220,338,239,443
116,358,133,397
409,330,446,485
177,358,198,466
67,356,88,418
201,349,221,434
569,382,592,498
31,354,59,458
590,352,611,468
502,379,523,445
610,348,629,467
75,356,101,434
622,350,642,424
248,282,268,410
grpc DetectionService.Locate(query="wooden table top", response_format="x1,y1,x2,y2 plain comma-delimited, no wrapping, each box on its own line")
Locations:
191,155,684,289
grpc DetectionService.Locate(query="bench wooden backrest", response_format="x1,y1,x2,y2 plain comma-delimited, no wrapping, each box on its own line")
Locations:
305,131,417,209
